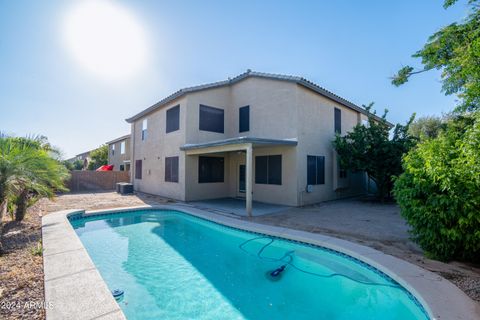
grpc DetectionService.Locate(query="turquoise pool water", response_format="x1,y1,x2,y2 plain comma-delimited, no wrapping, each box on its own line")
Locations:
70,210,429,320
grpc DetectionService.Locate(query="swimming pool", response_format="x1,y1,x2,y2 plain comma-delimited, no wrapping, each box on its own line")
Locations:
70,209,429,320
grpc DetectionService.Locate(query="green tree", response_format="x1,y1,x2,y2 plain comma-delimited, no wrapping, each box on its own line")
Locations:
408,115,448,139
87,145,108,170
393,112,480,261
333,104,416,201
392,0,480,112
0,135,70,252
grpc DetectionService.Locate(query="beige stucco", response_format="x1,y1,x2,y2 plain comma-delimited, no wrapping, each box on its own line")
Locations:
128,76,370,207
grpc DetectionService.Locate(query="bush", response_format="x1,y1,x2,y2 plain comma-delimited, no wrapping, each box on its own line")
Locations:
393,112,480,262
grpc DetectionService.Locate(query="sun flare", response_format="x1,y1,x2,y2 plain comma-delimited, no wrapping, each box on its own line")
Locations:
63,0,148,81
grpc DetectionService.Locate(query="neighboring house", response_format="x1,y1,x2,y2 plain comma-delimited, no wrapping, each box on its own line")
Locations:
74,150,92,170
126,70,388,216
106,134,131,171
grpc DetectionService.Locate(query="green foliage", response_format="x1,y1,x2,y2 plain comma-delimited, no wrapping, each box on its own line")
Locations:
30,241,43,256
392,0,480,111
0,134,70,233
62,159,84,171
393,112,480,262
333,103,416,200
408,115,448,139
87,145,108,170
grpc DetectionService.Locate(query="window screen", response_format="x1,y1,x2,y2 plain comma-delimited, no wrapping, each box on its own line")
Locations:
255,155,282,185
239,105,250,132
135,160,142,179
199,104,224,133
334,108,341,134
307,155,325,185
198,156,224,183
165,156,179,182
166,105,180,133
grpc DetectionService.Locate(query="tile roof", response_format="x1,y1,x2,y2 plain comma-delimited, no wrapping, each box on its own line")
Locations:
126,70,390,125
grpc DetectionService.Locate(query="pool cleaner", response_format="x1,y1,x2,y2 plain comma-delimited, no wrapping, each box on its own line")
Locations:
112,289,124,301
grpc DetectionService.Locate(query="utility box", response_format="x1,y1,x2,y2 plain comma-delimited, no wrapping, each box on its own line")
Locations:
116,182,133,195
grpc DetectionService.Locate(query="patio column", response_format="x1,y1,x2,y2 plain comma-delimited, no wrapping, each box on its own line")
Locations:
246,143,253,217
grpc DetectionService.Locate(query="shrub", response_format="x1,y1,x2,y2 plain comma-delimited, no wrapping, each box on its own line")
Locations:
393,112,480,262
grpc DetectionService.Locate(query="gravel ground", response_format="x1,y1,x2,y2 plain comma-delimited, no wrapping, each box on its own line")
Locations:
0,192,478,320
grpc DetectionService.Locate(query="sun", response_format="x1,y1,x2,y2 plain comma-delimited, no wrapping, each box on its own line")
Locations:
63,0,148,81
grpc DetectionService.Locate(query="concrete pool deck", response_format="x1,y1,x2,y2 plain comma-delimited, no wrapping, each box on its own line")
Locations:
42,205,480,320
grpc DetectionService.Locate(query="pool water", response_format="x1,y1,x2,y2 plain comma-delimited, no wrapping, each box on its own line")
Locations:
70,210,429,320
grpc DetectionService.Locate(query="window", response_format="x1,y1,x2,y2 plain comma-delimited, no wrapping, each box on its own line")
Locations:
339,169,347,179
199,104,224,133
166,105,180,133
199,156,224,183
135,160,142,179
119,164,125,171
120,141,125,154
239,105,250,132
255,155,282,185
165,156,179,182
142,119,148,140
111,144,115,156
307,155,325,185
334,108,341,134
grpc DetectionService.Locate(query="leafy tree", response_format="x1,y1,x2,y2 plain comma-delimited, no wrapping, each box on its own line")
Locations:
392,0,480,112
408,115,448,139
72,159,84,170
393,112,480,261
333,103,416,200
87,145,108,170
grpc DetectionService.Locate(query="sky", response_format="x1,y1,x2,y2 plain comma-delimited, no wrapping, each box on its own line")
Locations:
0,0,470,158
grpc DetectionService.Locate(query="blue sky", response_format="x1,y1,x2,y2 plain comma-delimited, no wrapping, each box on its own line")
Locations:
0,0,469,158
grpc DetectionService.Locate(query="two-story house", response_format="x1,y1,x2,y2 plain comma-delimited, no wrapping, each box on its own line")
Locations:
106,134,131,171
126,71,385,216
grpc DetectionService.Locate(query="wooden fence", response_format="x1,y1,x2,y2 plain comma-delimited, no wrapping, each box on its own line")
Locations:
67,171,130,192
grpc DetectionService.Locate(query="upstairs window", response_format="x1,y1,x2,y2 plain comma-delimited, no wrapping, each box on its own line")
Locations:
120,141,125,154
165,156,179,182
255,155,282,185
111,144,115,156
307,155,325,185
334,108,341,134
142,119,148,141
166,105,180,133
239,105,250,132
199,156,224,183
135,160,142,179
199,104,224,133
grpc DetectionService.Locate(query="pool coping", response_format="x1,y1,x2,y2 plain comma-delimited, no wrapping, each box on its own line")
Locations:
42,204,480,320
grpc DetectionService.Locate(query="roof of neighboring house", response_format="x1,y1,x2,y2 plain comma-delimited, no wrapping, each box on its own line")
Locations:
105,134,131,145
126,70,391,126
180,137,298,151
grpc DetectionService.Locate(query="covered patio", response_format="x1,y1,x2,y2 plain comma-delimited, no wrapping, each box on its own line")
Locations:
188,197,289,217
180,137,297,217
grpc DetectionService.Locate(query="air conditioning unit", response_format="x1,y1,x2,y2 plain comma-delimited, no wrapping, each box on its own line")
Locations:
306,185,313,193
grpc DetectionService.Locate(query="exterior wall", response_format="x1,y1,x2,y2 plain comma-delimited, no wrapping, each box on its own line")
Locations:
131,97,187,200
107,138,131,171
129,76,368,206
295,85,366,205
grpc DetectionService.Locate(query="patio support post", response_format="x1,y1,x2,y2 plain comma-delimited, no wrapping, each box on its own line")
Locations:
246,143,253,217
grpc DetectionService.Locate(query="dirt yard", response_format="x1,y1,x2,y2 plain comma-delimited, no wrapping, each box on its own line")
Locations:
0,192,478,319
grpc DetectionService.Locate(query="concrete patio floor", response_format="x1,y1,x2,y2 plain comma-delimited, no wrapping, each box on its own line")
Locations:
188,197,289,216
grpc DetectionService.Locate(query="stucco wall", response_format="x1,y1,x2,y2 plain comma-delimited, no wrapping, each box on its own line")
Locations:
295,85,366,205
131,97,187,200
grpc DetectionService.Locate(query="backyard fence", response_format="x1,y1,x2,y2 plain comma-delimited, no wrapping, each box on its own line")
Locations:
67,170,130,192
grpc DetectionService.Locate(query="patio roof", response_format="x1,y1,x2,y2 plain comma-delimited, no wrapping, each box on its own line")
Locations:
179,136,298,151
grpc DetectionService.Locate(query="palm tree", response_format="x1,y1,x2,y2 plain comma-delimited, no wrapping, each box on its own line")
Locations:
0,135,70,252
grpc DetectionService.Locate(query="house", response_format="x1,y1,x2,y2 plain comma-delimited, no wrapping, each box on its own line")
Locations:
73,150,93,170
126,70,387,216
106,134,131,171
